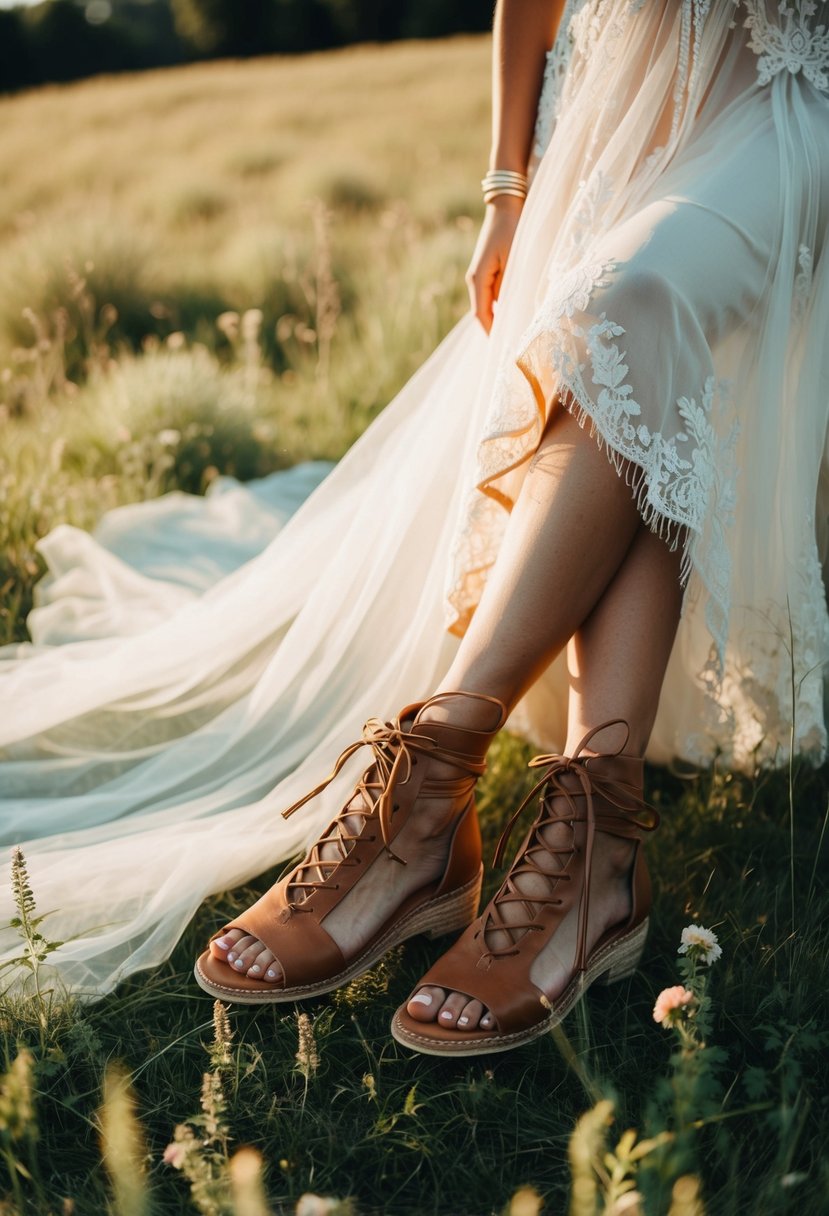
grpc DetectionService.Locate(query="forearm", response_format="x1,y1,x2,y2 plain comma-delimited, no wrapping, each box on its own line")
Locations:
489,0,569,173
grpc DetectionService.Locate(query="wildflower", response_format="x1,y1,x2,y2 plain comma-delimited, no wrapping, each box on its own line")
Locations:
296,1195,340,1216
216,310,240,340
209,1000,233,1071
677,924,722,965
10,847,36,925
162,1138,188,1170
653,985,695,1027
241,308,263,341
295,1012,319,1080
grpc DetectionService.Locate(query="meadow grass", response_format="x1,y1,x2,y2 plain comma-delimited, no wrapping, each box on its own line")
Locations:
0,37,828,1216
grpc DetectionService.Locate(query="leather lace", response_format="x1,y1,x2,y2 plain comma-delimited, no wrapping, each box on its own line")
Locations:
480,720,659,971
280,712,487,906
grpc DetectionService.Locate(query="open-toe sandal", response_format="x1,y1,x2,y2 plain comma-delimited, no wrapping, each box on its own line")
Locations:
194,691,506,1004
391,720,659,1056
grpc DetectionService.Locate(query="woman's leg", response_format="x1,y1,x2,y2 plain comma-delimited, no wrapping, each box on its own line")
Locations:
434,405,644,716
408,522,684,1030
212,407,660,982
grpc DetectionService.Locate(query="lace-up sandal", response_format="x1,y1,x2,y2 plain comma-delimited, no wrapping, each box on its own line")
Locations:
391,721,659,1056
194,692,507,1004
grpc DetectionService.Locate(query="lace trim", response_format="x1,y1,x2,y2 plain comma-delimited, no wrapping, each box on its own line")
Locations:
743,1,829,90
447,259,739,671
514,262,739,663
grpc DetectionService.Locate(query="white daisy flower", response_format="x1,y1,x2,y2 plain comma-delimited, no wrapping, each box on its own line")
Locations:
677,924,722,965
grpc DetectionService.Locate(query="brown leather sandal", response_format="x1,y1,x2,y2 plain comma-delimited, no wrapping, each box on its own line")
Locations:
390,721,659,1056
194,691,506,1004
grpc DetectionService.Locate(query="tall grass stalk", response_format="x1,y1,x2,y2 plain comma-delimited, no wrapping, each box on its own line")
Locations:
99,1065,150,1216
0,1049,36,1213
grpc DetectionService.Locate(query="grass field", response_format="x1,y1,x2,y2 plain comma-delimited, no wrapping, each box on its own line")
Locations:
1,37,829,1216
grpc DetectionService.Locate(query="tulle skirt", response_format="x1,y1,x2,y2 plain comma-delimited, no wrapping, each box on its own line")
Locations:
2,0,829,996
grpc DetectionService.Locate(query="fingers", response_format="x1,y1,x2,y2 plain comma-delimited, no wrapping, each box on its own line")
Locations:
464,200,523,333
466,265,500,334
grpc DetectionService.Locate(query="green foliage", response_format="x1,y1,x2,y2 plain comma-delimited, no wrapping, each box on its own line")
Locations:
0,749,827,1214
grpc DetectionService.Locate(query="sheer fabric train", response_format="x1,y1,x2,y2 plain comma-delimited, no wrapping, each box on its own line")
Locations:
2,0,829,997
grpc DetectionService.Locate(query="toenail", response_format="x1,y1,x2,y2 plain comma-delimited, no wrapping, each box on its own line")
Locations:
249,965,261,974
266,969,277,980
234,958,245,969
439,1010,453,1021
458,1016,469,1026
215,936,229,949
226,951,236,962
410,993,432,1006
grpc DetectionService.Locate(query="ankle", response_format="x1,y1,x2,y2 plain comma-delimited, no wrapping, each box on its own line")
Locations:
593,831,637,875
420,689,506,735
564,719,648,758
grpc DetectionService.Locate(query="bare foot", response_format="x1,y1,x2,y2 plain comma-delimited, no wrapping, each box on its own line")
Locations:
209,695,502,984
405,795,636,1032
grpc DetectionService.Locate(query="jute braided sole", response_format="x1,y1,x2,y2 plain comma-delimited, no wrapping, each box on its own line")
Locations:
390,916,649,1057
193,866,483,1005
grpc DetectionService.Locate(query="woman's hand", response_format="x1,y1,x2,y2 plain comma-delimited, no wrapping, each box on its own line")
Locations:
466,195,524,333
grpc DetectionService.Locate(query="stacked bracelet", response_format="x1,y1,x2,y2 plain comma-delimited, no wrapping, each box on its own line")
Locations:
481,169,528,204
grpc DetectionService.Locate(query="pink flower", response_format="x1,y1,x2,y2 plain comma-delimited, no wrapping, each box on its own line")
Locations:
163,1140,187,1169
652,985,695,1027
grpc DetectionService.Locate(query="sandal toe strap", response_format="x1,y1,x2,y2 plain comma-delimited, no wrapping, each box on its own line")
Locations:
415,928,548,1036
221,886,345,989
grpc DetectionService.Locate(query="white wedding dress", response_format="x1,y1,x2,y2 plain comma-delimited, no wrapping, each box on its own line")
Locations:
2,0,829,998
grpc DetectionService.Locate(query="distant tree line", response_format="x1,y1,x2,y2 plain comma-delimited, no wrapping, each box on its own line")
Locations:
0,0,494,93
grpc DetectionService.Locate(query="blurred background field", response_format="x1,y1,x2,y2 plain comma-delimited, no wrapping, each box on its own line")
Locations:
0,36,488,642
1,31,829,1216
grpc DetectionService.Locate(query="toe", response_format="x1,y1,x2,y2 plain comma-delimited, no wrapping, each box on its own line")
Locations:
263,957,282,984
456,998,485,1031
406,986,446,1023
210,928,245,960
479,1010,495,1030
226,935,257,968
436,991,469,1029
246,946,276,980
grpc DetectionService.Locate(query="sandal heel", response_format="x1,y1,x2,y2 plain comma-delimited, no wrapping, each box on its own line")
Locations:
598,918,649,985
423,868,483,939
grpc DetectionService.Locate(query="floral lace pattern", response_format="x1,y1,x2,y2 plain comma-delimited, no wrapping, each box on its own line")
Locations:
491,261,738,659
743,1,829,90
532,0,580,160
447,249,740,659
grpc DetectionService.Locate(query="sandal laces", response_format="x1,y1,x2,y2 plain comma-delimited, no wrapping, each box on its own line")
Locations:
280,713,487,907
480,720,659,969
